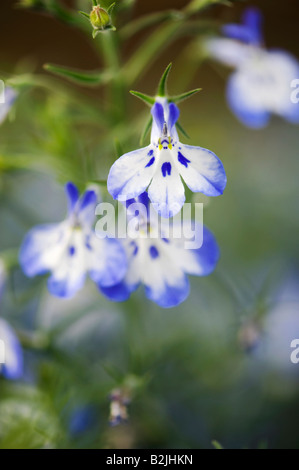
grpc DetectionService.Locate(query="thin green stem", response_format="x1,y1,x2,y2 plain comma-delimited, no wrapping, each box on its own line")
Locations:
100,31,126,123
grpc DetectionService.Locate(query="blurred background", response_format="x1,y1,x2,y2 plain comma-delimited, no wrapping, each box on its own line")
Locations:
0,0,299,449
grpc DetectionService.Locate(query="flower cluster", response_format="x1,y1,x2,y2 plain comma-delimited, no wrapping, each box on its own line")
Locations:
19,66,225,308
206,7,299,128
16,8,299,311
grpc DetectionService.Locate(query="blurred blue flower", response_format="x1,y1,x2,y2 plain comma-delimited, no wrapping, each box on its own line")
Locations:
108,99,226,218
0,318,23,380
0,86,17,125
69,405,96,436
19,182,127,299
109,389,130,427
206,7,299,128
100,193,220,308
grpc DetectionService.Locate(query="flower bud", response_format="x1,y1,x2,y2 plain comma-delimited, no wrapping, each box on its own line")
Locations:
90,5,110,30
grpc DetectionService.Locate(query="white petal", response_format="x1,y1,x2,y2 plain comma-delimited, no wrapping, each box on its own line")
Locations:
148,150,185,218
206,38,254,68
139,238,190,307
108,146,156,200
47,229,87,298
176,144,226,196
19,222,71,277
88,234,127,287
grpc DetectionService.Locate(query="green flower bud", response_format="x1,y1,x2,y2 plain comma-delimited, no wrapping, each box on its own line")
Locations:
90,5,111,30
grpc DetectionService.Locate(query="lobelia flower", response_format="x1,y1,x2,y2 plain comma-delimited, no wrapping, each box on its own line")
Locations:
0,86,17,125
108,98,226,218
0,318,23,380
206,7,299,128
19,182,127,299
100,193,220,308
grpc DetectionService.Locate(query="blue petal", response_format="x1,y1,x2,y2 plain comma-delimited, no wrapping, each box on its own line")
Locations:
77,190,97,228
222,24,259,45
138,191,150,209
65,182,80,214
242,7,263,43
187,226,220,276
227,72,270,128
47,272,86,299
0,319,23,380
100,280,135,302
168,102,180,130
126,192,150,211
222,8,263,46
79,190,97,211
89,238,127,288
145,275,190,308
151,102,165,133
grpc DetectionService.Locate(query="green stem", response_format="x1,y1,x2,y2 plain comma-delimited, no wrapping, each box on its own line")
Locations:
100,31,126,123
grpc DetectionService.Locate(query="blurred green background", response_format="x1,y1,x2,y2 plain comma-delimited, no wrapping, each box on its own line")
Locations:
0,0,299,449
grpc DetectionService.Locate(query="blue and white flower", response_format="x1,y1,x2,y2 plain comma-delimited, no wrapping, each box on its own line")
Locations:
206,7,299,128
0,318,23,380
0,86,17,125
108,99,226,218
19,182,127,299
100,193,220,308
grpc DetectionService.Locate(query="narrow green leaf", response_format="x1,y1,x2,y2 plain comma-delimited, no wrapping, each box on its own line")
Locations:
171,88,202,103
120,10,181,40
140,116,153,145
44,63,112,86
176,121,190,139
79,11,90,20
186,0,232,14
212,440,224,450
130,90,155,106
107,2,116,14
157,63,172,97
92,0,98,6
